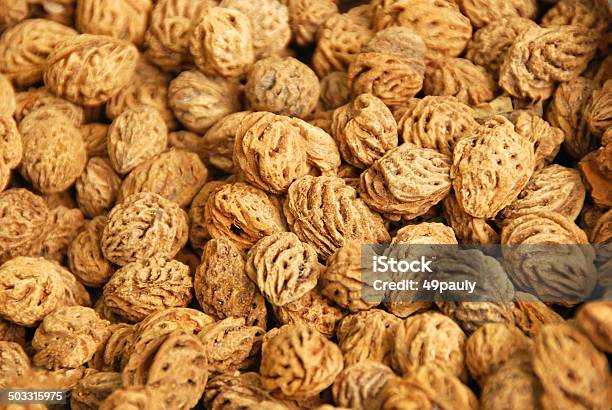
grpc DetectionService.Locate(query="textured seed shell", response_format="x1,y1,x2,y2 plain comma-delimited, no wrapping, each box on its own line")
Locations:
423,57,496,106
331,361,395,410
0,0,29,32
167,130,206,161
201,111,251,173
189,7,254,78
532,323,612,410
107,106,168,175
0,164,9,193
32,306,110,370
0,189,51,265
372,0,472,59
103,257,192,323
245,232,320,306
591,208,612,261
480,354,541,410
501,211,596,303
397,96,478,157
391,311,467,381
319,71,351,111
512,291,564,336
40,205,86,262
99,387,164,410
0,317,26,346
290,118,341,177
0,74,15,117
284,0,337,46
579,150,612,209
0,117,22,173
337,309,401,368
348,27,427,105
440,297,513,341
499,25,599,100
245,56,320,119
122,329,208,410
541,0,610,34
546,77,595,159
348,52,425,108
380,365,478,410
331,93,398,169
131,308,215,351
198,317,264,373
284,175,390,259
586,79,612,135
144,0,216,72
95,295,125,324
442,194,499,245
19,107,87,194
512,110,565,170
44,34,139,106
188,181,227,251
80,123,109,158
458,0,536,28
312,12,374,78
118,149,208,207
260,324,344,399
70,370,123,410
451,116,535,218
320,241,381,312
106,59,177,130
576,301,612,353
0,341,30,389
195,238,267,329
13,87,85,125
392,222,458,246
219,0,291,58
75,0,152,45
168,70,241,134
101,192,188,266
204,182,287,251
75,157,121,218
0,19,78,87
465,323,532,386
272,287,344,338
465,17,539,76
68,216,114,288
499,164,585,222
360,143,452,219
89,323,134,372
233,112,310,194
203,371,287,409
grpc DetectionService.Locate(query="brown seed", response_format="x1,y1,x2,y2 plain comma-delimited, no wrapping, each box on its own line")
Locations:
245,232,320,306
284,175,390,259
169,70,242,134
107,106,168,175
44,34,139,106
103,257,192,323
260,324,344,399
19,107,87,194
76,157,121,218
190,7,254,78
32,306,110,370
451,116,535,218
245,56,320,118
0,19,78,87
101,192,188,266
